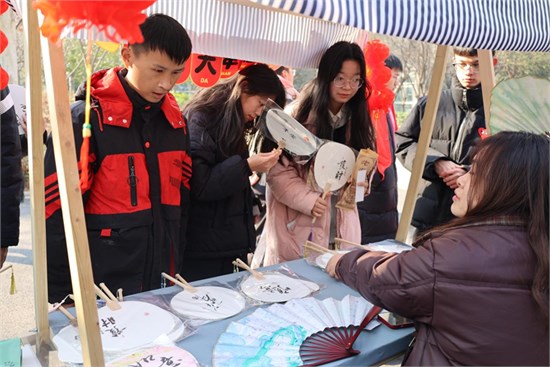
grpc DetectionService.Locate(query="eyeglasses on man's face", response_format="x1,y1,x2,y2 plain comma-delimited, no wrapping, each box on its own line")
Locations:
332,76,363,89
452,61,480,73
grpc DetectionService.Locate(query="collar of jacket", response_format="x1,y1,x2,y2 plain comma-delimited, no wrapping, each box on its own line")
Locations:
83,67,186,130
451,76,483,111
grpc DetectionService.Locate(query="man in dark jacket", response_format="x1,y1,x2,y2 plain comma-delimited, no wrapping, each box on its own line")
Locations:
395,47,495,233
44,15,192,303
1,84,23,268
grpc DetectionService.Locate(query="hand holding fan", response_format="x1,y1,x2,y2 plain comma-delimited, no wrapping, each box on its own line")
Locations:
307,141,355,236
256,99,322,163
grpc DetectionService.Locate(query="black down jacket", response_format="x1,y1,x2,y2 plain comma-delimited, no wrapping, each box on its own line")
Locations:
395,78,486,231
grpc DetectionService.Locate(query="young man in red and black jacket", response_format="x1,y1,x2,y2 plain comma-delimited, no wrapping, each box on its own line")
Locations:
44,14,193,303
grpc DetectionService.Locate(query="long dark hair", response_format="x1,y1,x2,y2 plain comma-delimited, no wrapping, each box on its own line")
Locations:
183,64,285,158
427,131,549,322
293,41,374,151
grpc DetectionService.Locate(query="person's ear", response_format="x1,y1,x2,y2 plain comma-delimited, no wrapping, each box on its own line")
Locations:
120,46,132,67
492,57,498,67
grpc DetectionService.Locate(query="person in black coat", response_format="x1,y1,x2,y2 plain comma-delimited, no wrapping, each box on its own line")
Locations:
1,84,23,268
182,64,285,281
395,47,496,234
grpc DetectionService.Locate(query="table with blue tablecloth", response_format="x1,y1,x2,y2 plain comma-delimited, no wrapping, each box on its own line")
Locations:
48,257,414,366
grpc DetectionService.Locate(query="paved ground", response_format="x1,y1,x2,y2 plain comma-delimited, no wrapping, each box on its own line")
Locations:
0,161,413,365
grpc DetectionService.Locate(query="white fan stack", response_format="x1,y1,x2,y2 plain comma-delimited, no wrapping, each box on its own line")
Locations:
213,295,379,367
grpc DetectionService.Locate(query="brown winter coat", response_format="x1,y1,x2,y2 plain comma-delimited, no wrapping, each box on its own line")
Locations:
336,222,549,366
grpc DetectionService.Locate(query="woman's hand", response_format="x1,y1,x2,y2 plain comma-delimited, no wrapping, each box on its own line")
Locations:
311,193,330,218
247,149,282,173
326,253,345,278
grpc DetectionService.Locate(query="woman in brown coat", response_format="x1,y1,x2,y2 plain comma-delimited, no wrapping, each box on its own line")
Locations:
327,131,549,365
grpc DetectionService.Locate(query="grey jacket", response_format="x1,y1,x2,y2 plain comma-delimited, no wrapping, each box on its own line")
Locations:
336,222,549,366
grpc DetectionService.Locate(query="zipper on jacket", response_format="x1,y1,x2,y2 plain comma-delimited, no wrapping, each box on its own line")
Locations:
128,156,138,206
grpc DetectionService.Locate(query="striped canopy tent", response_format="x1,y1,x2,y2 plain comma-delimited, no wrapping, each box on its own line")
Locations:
67,0,550,67
18,1,549,365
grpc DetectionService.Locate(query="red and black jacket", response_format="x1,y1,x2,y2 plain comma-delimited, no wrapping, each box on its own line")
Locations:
44,67,191,302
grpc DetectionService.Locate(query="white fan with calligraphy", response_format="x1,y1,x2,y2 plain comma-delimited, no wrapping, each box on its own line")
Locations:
53,301,184,364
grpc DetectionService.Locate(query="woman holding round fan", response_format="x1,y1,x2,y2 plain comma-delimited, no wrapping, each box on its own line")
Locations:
182,64,285,281
262,41,375,266
327,131,549,365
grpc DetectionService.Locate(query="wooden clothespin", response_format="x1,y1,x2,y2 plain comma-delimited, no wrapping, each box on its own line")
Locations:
232,258,265,280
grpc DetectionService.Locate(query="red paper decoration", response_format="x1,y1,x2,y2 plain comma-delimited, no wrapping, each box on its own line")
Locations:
364,40,394,112
190,54,222,88
32,0,155,43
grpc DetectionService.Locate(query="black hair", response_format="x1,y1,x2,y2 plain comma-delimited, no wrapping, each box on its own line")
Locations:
453,47,496,57
274,66,287,76
293,41,374,151
183,64,285,158
130,13,192,64
385,54,403,71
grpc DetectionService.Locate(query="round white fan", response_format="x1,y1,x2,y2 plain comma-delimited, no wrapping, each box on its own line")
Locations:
313,141,356,192
256,99,322,163
490,77,550,135
53,301,184,364
213,295,380,367
170,286,246,320
240,273,315,303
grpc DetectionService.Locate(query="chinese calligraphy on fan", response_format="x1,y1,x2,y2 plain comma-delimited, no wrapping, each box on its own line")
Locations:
192,292,222,311
334,159,349,181
129,354,182,367
260,283,291,294
100,317,126,338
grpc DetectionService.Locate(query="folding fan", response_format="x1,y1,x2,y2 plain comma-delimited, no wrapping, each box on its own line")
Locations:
212,295,380,367
490,76,550,135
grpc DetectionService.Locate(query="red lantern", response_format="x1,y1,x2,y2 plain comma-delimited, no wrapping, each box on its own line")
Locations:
190,54,222,88
220,58,241,79
176,60,192,84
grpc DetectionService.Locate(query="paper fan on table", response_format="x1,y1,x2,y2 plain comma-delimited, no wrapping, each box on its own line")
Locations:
239,272,319,303
170,285,246,320
212,295,380,367
53,301,185,364
490,77,550,135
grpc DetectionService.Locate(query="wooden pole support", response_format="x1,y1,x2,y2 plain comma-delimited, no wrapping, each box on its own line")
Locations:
396,45,450,243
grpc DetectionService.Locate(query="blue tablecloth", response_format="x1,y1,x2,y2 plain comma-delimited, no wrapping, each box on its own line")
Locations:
49,259,414,366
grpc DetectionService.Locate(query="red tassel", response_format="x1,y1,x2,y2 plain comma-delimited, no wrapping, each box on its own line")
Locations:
79,135,90,191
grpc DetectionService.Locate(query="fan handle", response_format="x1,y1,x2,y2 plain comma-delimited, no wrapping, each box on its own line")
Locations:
345,305,383,350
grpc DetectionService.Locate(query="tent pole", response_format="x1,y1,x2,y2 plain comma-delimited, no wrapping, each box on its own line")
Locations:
22,1,50,352
478,49,495,135
396,45,450,243
40,37,105,366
